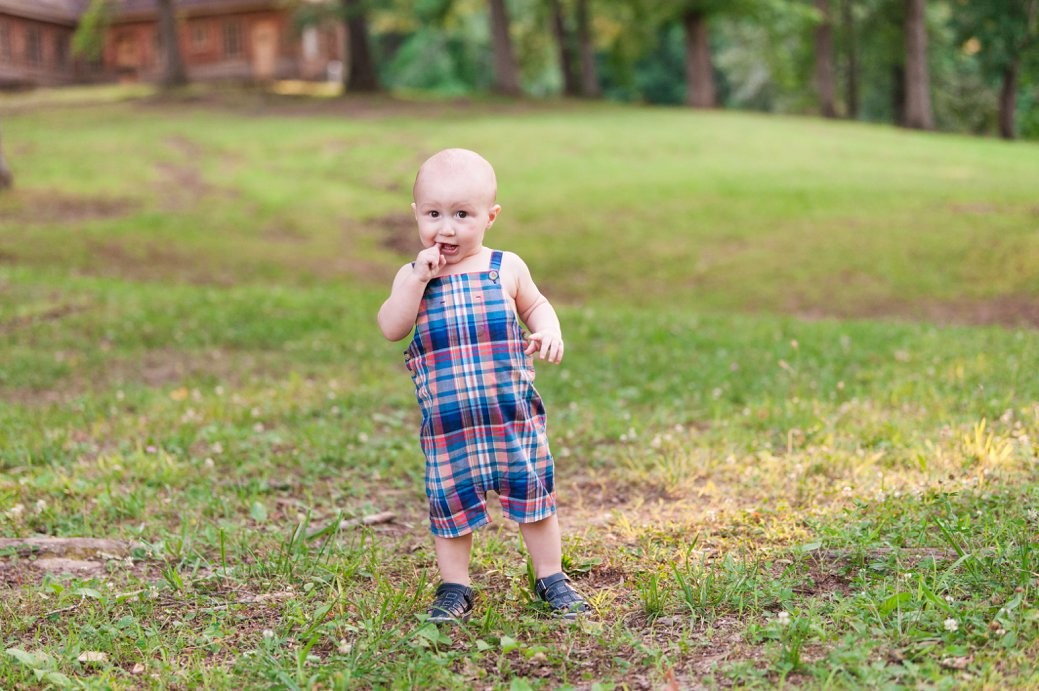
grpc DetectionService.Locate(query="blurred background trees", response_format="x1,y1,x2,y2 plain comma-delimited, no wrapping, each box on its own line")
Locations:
59,0,1029,138
322,0,1038,138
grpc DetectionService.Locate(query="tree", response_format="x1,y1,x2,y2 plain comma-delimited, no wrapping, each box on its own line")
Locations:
0,125,12,190
71,0,110,62
575,0,601,96
903,0,933,129
682,7,717,107
488,0,521,94
674,0,799,110
548,0,580,95
814,0,837,116
343,0,380,91
952,0,1039,139
840,0,859,118
156,0,188,88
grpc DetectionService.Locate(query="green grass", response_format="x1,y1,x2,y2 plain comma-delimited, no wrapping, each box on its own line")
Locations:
1,84,1038,688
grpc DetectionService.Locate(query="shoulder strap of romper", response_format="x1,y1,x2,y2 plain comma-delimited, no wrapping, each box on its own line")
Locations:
489,250,503,271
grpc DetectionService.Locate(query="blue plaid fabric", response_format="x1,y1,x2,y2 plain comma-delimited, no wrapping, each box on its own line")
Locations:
404,250,556,537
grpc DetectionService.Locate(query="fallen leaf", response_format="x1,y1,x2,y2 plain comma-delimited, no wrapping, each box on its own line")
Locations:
78,651,108,664
940,656,972,670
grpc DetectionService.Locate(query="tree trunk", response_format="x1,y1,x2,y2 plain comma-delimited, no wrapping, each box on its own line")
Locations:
682,10,716,108
575,0,601,97
488,0,521,95
548,0,579,96
841,0,858,119
998,59,1019,139
903,0,933,130
892,64,905,126
814,0,837,118
0,126,12,190
342,0,379,92
156,0,188,88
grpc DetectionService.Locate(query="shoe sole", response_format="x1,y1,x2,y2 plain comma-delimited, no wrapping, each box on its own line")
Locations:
427,612,472,624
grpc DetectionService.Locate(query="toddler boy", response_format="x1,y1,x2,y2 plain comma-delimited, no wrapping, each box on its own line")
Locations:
377,148,589,622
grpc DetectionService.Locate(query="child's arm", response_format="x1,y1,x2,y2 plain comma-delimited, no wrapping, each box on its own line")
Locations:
377,245,446,341
506,252,564,364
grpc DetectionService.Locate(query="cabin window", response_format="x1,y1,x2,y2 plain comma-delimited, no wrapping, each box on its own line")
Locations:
223,20,243,58
191,23,209,50
55,34,68,67
0,21,10,62
26,26,43,65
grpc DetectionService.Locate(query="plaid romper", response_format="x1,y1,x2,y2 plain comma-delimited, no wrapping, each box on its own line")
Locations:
404,250,556,538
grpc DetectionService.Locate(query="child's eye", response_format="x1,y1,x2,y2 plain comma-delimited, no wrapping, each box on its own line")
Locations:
429,211,440,218
456,211,468,219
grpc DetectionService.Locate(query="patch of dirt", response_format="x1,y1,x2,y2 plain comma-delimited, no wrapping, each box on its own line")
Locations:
164,135,205,159
261,222,308,244
812,547,957,568
0,301,86,335
677,617,763,678
0,189,137,224
793,290,1039,330
153,161,216,212
0,537,138,558
1,346,284,407
371,212,420,255
916,296,1039,329
948,202,1001,215
84,239,233,286
0,537,150,586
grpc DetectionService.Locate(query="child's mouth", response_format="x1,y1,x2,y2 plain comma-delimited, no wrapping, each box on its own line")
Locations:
439,243,459,256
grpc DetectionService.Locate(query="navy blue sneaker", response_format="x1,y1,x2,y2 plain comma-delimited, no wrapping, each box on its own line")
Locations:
427,583,474,624
535,572,590,619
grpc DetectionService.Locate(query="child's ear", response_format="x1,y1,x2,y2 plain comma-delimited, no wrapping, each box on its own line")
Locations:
411,201,418,219
486,204,502,227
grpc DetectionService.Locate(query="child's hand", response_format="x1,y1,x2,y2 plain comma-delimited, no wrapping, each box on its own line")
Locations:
524,331,564,364
414,244,447,282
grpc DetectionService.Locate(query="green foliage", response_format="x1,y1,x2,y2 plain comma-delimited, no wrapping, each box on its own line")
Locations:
71,0,111,61
950,0,1039,76
294,0,1039,137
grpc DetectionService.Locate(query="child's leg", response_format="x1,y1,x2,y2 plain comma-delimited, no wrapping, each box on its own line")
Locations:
434,533,474,585
520,513,589,616
518,514,562,579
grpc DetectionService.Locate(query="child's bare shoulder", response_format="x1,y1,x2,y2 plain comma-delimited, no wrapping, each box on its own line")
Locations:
499,250,532,276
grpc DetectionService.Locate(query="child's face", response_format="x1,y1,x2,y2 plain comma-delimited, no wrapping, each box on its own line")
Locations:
412,166,500,265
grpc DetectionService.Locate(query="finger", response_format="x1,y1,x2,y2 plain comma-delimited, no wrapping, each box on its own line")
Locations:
524,334,539,355
539,337,550,361
550,341,562,364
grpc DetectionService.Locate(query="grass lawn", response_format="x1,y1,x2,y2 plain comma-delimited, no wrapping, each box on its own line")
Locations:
1,85,1038,688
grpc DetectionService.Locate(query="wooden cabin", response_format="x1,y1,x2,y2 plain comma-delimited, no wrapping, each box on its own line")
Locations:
0,0,342,89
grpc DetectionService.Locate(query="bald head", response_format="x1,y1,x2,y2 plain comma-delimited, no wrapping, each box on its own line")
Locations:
413,148,498,205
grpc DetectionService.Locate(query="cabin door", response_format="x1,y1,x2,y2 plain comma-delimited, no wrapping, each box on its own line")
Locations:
115,33,140,81
251,21,278,80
